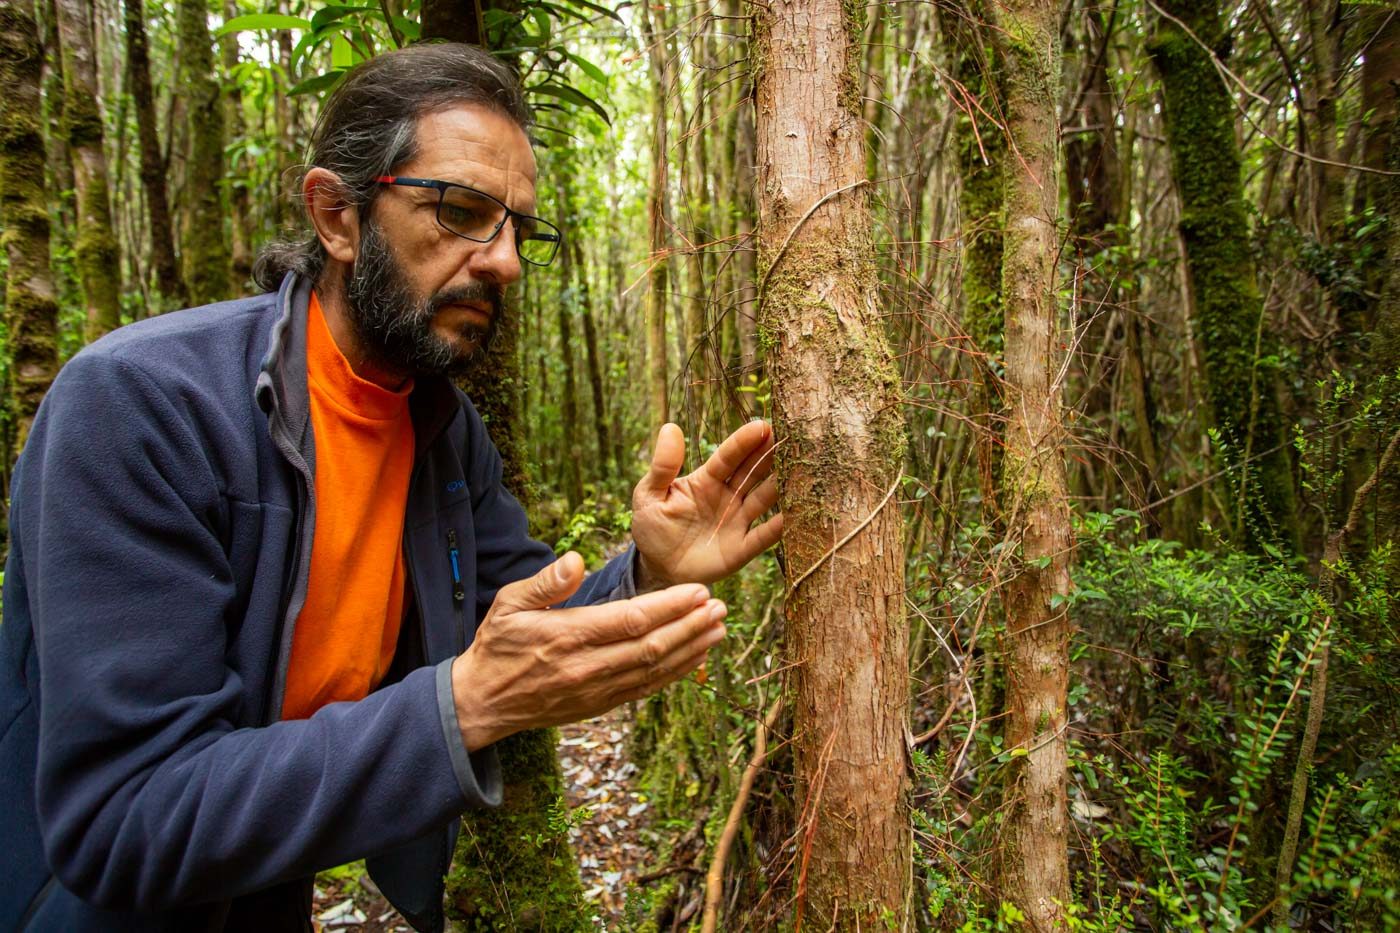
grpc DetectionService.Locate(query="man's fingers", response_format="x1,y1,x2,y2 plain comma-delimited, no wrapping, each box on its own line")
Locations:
738,475,780,526
743,513,785,558
492,551,585,614
700,420,772,487
607,637,717,706
596,599,727,689
576,581,711,645
638,422,686,497
724,430,776,495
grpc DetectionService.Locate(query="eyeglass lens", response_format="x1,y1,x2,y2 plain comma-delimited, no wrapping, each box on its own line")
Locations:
438,185,559,265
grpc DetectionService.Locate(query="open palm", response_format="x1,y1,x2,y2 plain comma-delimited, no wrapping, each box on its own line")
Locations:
631,421,785,588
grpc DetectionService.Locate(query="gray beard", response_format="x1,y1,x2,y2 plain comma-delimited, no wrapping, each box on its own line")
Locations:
344,218,503,380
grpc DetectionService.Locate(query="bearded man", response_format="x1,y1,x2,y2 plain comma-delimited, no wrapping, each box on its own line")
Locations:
0,43,781,932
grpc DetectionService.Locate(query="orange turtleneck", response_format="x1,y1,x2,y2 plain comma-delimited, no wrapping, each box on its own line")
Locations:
281,292,416,721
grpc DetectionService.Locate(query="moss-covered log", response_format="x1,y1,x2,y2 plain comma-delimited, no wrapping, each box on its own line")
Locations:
0,3,60,452
1149,0,1300,553
754,0,911,926
53,0,121,342
176,0,231,305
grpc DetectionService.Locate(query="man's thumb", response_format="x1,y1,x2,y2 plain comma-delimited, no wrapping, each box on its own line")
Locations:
498,551,585,613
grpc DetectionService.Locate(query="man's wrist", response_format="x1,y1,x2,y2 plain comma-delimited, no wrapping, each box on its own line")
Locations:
451,654,506,752
633,550,669,594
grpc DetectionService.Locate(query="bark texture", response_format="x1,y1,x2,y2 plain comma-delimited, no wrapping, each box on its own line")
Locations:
753,0,911,926
54,0,122,341
1150,0,1300,553
990,1,1074,926
0,2,60,451
123,0,185,308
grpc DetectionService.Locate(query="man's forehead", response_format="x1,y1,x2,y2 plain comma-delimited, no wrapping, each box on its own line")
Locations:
410,107,537,194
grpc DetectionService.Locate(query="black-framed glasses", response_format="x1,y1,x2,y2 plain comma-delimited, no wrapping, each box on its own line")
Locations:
373,175,563,267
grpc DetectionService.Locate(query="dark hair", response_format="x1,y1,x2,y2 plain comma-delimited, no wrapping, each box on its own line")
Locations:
252,43,530,292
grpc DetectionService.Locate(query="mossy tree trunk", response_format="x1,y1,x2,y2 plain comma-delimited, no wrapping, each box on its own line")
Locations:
939,0,1006,521
0,2,60,452
426,12,588,930
1149,0,1301,554
988,0,1074,926
122,0,185,309
176,0,231,305
753,0,911,927
53,0,121,342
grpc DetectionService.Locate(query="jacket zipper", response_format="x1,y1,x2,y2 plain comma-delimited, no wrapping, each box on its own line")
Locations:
446,530,466,604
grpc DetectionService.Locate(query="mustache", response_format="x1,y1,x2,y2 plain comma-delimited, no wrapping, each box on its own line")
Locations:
429,282,504,316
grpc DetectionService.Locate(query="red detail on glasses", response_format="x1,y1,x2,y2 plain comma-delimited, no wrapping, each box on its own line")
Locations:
375,175,397,183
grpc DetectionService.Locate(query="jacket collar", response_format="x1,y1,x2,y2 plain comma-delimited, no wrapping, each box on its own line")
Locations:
255,271,463,461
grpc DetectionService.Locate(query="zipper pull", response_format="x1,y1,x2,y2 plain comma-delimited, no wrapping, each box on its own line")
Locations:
446,529,466,604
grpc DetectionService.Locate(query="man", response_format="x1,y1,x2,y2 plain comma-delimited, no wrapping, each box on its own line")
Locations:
0,44,781,931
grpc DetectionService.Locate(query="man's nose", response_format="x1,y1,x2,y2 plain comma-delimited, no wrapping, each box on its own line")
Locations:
468,219,524,286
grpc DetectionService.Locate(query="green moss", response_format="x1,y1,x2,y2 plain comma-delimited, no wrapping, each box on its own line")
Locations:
73,171,121,341
1149,2,1300,554
448,729,590,932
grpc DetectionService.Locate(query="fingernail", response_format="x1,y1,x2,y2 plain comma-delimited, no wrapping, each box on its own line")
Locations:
709,600,728,622
692,585,710,605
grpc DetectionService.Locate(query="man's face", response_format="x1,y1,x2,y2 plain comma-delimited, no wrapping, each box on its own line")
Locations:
344,104,537,378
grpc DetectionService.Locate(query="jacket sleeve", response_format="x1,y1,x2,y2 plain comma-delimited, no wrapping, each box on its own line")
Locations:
458,393,638,622
19,354,485,912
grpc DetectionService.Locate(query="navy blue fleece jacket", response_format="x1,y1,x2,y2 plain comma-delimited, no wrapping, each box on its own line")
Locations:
0,273,635,931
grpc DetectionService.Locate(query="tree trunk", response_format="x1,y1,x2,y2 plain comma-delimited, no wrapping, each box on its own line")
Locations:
54,0,121,341
940,0,1007,521
1374,106,1400,616
753,0,911,927
573,237,613,476
122,0,185,308
639,0,670,428
0,1,61,452
176,0,231,305
420,0,483,46
1150,0,1301,554
989,0,1074,927
221,0,253,290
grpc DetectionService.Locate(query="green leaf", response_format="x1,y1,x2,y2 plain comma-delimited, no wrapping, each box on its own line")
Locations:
527,81,610,125
215,13,312,36
310,4,376,31
331,33,355,68
391,15,420,40
564,51,607,85
288,69,346,97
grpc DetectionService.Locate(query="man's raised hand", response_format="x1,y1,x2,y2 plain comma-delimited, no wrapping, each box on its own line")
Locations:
631,420,785,589
449,551,727,751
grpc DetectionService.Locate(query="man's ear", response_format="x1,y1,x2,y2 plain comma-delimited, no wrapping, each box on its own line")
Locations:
304,167,360,264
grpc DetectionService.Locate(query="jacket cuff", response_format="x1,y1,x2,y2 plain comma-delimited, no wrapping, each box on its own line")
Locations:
434,658,502,808
611,545,640,601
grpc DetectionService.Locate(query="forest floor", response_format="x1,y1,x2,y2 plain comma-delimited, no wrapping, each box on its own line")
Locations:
310,709,653,931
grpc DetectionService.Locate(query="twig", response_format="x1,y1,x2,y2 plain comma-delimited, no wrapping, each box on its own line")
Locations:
785,469,903,598
701,697,783,933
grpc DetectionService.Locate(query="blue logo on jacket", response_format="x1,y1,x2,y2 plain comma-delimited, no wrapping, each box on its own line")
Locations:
446,479,465,493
